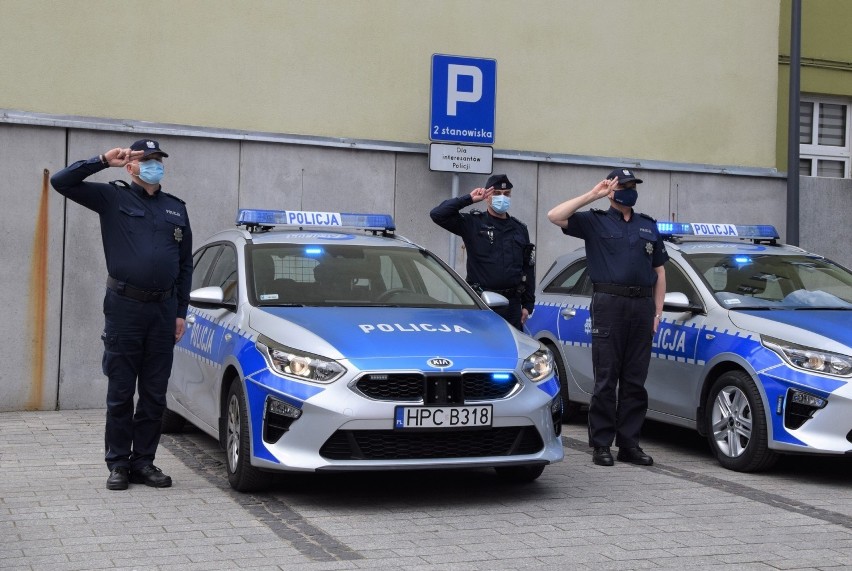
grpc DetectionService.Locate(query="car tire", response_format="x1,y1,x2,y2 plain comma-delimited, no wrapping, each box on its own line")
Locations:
705,371,779,472
494,464,545,483
160,408,186,433
548,343,582,421
226,381,272,492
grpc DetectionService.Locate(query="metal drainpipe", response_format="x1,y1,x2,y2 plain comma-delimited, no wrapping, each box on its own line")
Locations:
786,0,801,246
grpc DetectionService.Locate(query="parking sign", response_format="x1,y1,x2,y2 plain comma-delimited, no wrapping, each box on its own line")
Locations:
430,54,496,145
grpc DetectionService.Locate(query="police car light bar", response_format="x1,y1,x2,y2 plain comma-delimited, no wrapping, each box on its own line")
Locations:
236,209,395,232
657,221,779,240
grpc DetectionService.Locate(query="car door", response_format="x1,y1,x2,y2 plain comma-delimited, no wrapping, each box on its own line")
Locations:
546,259,596,398
183,243,241,433
645,258,708,421
170,245,219,412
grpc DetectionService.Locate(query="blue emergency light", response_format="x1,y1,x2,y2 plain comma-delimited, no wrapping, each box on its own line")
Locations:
657,221,779,240
236,209,395,232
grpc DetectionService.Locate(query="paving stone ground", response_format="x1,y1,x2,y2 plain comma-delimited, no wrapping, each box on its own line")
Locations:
2,409,851,571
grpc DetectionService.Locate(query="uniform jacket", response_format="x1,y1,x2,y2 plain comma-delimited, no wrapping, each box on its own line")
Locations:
430,194,535,313
51,157,193,319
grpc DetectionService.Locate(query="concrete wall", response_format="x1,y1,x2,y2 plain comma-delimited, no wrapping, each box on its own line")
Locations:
20,124,850,412
799,176,852,269
0,124,65,412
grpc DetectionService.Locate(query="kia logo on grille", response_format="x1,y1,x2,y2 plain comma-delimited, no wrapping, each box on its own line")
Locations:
427,357,452,369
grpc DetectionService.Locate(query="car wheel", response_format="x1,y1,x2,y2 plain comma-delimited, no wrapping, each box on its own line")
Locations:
494,464,545,483
160,408,186,433
226,381,272,492
705,371,779,472
548,343,581,421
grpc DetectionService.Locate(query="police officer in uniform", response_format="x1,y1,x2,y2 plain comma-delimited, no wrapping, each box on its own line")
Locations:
547,168,667,466
430,174,535,331
51,139,192,490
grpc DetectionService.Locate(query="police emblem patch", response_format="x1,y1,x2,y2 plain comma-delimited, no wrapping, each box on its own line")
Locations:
174,227,183,242
645,241,653,255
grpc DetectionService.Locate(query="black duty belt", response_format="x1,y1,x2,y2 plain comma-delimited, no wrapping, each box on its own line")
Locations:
593,283,652,298
107,276,174,302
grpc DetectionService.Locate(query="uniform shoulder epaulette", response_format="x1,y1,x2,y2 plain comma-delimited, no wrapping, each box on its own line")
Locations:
639,212,657,222
160,191,186,205
470,209,483,216
591,208,606,215
109,180,131,189
508,215,528,228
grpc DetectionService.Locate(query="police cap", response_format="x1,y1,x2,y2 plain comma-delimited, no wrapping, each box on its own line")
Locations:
485,174,513,190
130,139,169,158
606,168,642,184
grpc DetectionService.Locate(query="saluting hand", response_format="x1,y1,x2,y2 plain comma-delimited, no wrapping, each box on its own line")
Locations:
591,177,619,200
469,186,494,203
103,147,144,167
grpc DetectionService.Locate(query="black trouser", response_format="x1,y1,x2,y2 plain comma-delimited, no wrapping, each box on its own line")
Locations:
101,288,177,471
492,296,523,331
588,292,655,448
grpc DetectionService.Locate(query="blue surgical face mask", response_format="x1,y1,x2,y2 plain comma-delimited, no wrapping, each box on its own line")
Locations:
491,195,511,214
138,160,164,184
613,188,638,207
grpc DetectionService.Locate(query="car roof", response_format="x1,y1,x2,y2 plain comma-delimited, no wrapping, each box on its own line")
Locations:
667,240,818,257
201,227,420,249
544,239,825,284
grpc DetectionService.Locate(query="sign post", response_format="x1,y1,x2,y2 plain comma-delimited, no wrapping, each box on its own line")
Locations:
430,54,496,268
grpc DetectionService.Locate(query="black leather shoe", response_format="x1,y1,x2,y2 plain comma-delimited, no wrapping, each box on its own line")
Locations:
106,467,129,490
617,446,654,466
130,464,173,488
592,446,614,466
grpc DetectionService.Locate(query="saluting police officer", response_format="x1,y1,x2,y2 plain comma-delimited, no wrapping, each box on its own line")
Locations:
51,139,192,490
547,168,667,467
430,174,535,331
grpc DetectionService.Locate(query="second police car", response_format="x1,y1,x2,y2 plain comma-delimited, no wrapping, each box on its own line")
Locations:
526,221,852,472
163,209,563,491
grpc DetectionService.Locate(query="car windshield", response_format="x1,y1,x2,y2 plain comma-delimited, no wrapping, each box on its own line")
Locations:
248,243,480,309
686,253,852,310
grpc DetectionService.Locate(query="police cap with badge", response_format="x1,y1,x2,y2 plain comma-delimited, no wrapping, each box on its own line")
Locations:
606,168,642,184
130,139,169,158
485,174,513,190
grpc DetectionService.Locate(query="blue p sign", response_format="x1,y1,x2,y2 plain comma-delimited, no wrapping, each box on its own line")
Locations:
430,54,496,145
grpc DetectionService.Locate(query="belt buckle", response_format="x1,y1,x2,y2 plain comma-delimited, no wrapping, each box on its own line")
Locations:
628,286,641,297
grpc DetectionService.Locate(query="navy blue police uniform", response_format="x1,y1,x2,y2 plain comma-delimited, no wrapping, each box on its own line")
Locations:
51,140,192,480
430,175,535,331
562,202,668,450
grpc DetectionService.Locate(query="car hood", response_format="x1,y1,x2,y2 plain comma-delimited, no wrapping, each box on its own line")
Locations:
249,306,531,370
728,309,852,351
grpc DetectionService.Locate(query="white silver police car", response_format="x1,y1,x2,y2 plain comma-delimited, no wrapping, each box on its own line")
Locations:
164,209,563,491
527,222,852,472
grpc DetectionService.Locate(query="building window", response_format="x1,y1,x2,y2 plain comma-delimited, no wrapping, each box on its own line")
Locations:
799,97,850,178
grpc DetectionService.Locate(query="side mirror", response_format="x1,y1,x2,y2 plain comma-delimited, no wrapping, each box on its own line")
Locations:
663,291,701,313
190,286,225,305
481,291,510,307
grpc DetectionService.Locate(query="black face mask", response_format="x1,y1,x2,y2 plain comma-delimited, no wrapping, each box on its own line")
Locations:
613,188,638,207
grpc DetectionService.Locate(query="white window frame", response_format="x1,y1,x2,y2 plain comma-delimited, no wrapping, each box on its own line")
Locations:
799,95,851,178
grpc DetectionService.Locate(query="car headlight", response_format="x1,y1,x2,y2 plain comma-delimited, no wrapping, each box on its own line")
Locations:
257,335,346,383
762,335,852,377
522,345,554,382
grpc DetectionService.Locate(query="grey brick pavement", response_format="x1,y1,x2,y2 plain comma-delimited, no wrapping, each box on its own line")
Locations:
1,409,851,570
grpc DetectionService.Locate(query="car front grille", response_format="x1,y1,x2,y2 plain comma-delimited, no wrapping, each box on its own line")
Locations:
354,372,518,402
319,426,543,460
